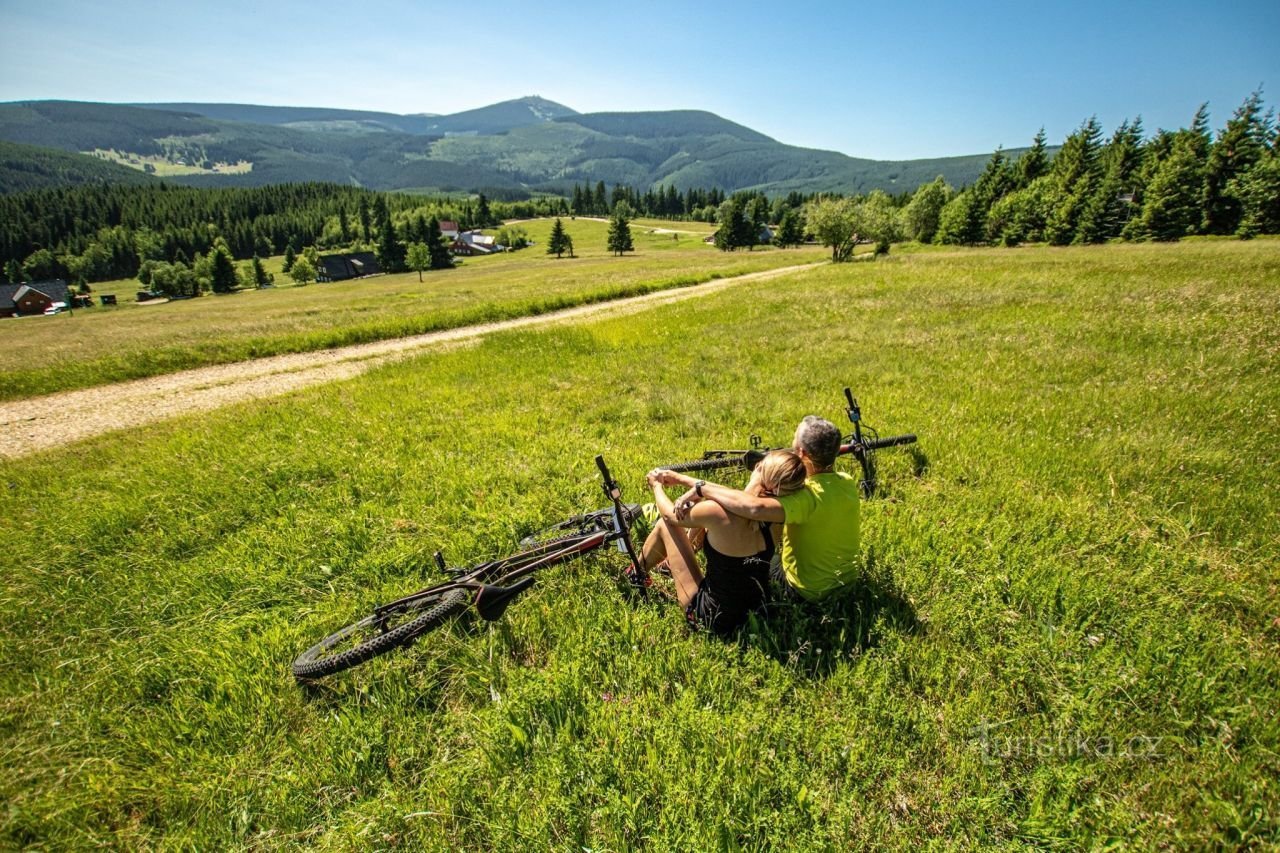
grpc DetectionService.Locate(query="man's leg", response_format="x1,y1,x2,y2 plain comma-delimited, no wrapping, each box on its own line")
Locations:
655,519,704,607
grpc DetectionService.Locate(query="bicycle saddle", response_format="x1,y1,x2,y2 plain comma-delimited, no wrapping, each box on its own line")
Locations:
474,577,537,621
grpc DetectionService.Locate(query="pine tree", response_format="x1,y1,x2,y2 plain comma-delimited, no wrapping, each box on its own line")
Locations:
547,217,570,258
1203,90,1268,234
969,148,1014,243
715,199,747,251
376,215,406,272
251,254,272,287
1016,128,1050,188
338,208,351,243
773,208,804,248
607,206,633,256
358,197,371,241
1227,148,1280,237
209,241,239,293
425,217,453,269
1043,117,1105,244
476,194,492,227
282,244,296,273
1075,120,1145,243
1138,138,1205,240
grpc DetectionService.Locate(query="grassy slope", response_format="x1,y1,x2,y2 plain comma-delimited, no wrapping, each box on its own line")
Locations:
0,219,819,400
1,241,1277,848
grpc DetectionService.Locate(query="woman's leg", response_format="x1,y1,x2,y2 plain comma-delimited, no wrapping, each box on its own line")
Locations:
640,523,665,571
655,519,704,607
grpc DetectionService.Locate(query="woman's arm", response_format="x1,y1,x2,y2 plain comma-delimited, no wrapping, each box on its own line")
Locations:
648,471,732,530
655,471,786,524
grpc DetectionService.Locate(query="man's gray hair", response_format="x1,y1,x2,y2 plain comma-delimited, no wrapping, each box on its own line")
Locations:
794,415,842,469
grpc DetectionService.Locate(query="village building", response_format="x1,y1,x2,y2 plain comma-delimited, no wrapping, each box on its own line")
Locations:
438,220,460,241
315,252,381,282
451,231,501,256
0,279,72,317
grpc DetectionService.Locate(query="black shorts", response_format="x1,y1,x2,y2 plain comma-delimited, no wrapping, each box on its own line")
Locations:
685,584,762,638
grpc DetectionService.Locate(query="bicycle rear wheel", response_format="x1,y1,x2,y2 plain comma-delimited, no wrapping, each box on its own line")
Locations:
292,587,469,680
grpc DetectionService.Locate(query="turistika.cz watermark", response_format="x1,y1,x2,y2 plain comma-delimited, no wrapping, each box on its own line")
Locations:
970,719,1164,765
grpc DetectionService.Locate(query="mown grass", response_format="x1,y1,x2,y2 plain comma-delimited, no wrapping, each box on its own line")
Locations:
0,217,820,401
1,239,1277,848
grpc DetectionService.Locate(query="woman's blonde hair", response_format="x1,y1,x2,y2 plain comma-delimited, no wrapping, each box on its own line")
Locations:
756,450,807,497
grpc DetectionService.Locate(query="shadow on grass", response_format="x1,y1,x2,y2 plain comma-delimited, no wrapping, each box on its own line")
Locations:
740,548,920,679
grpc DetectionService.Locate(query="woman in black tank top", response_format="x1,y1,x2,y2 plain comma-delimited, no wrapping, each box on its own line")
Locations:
640,450,807,637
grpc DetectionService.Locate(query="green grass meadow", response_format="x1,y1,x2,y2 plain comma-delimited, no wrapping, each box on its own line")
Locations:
1,240,1277,848
0,217,818,401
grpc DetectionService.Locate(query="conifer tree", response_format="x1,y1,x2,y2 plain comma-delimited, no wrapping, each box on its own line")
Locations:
547,217,570,258
773,208,804,248
1203,90,1269,234
282,244,296,273
1045,117,1104,244
358,197,371,241
1075,119,1145,243
376,215,406,272
607,205,633,256
1016,128,1050,189
251,255,272,287
1228,149,1280,237
476,194,492,227
209,241,239,293
426,216,453,269
1137,138,1205,240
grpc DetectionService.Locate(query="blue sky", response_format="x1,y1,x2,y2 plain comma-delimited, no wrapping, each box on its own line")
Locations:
2,0,1277,160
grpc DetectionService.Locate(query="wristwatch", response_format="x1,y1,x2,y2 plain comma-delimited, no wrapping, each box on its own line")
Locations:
695,480,705,497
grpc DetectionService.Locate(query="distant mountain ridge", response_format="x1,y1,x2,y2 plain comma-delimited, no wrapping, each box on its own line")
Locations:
0,98,1033,196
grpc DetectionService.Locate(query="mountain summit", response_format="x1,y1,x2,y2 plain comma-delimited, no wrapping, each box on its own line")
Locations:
0,98,1015,195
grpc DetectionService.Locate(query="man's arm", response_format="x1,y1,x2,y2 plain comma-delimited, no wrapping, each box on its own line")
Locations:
656,471,785,524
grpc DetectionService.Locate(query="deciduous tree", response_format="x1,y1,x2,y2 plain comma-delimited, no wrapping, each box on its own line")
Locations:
406,241,430,281
289,255,317,285
805,196,858,261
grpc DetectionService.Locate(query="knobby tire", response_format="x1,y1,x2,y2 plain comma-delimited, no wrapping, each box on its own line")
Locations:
292,588,469,680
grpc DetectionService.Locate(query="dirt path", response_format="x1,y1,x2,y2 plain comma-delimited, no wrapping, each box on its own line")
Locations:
0,263,816,459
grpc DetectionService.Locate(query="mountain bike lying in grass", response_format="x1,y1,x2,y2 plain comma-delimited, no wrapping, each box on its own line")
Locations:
293,456,646,680
292,388,916,680
656,388,917,497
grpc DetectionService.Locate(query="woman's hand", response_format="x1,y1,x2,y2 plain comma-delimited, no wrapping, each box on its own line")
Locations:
646,468,667,489
674,488,703,520
655,470,695,488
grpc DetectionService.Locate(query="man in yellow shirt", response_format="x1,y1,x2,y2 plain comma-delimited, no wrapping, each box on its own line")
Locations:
658,416,860,602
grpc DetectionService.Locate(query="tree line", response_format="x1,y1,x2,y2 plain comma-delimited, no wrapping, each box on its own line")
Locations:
907,92,1277,249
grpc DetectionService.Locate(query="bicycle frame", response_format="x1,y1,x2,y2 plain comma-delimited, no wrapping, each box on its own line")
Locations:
371,455,644,623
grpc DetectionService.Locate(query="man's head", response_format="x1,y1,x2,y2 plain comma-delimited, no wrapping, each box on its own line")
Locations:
792,415,842,473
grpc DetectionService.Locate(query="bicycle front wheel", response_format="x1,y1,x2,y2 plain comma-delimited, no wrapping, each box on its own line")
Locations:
292,587,470,680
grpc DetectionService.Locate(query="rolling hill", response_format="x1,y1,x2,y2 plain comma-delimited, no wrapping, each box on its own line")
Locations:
0,98,1028,196
0,139,160,192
